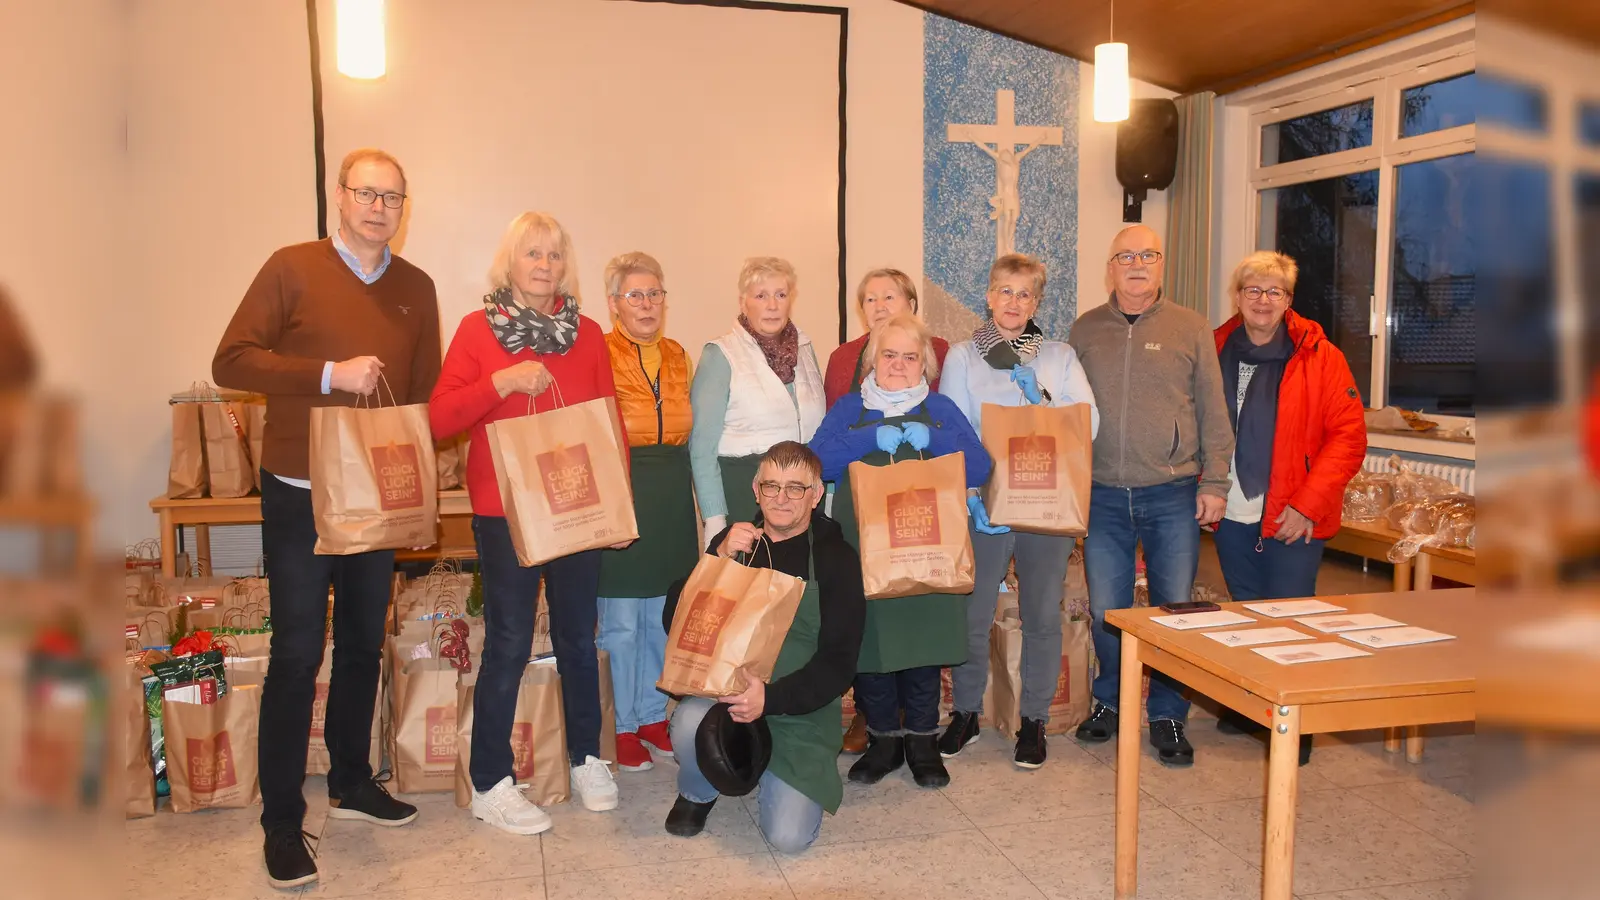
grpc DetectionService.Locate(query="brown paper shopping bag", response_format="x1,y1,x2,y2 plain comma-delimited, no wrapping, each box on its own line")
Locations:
124,667,155,819
310,399,439,554
168,404,206,499
1045,616,1093,735
164,684,261,813
392,658,460,794
938,666,996,727
436,436,466,491
454,662,571,809
848,454,976,599
200,400,255,499
979,402,1093,536
242,399,267,491
485,396,637,567
988,614,1024,737
657,552,805,698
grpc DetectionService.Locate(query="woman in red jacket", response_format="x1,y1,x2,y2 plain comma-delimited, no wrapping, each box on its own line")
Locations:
1212,251,1366,760
431,212,626,834
823,269,949,407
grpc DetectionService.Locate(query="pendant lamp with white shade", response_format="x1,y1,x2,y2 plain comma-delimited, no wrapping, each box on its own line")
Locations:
1093,0,1130,123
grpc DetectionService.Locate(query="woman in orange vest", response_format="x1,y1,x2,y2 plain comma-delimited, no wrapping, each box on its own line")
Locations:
597,252,699,774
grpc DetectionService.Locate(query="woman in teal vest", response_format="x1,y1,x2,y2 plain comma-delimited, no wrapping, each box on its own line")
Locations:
660,442,865,853
809,313,992,788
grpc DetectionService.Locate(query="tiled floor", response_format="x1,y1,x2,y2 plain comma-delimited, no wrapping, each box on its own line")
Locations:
126,554,1472,900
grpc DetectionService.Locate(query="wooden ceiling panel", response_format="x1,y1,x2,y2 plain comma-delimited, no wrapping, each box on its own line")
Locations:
899,0,1475,94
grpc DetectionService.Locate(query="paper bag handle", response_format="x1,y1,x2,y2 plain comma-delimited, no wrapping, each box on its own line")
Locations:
356,372,401,410
522,372,568,416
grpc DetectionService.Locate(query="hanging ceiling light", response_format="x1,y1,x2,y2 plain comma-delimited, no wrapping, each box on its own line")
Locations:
1093,0,1130,123
337,0,386,79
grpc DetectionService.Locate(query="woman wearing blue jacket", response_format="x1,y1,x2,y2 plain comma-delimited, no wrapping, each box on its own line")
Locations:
809,313,990,789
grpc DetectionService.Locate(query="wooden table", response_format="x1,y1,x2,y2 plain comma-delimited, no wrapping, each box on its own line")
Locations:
1326,519,1476,589
1107,589,1475,900
149,489,474,576
0,494,94,574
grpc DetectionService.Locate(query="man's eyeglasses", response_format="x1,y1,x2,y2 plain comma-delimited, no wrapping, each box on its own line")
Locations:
758,481,814,500
619,289,668,307
341,184,407,209
1240,286,1291,302
992,286,1034,304
1111,250,1163,266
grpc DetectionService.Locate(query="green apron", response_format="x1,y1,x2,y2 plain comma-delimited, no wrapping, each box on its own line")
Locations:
597,443,700,597
762,547,844,814
830,404,968,675
717,453,764,526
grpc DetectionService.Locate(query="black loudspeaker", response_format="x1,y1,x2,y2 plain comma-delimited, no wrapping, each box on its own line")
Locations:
1116,98,1179,222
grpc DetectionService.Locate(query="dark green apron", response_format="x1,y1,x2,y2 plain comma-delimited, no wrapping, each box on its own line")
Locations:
598,443,700,597
762,546,844,814
830,403,968,674
717,454,764,526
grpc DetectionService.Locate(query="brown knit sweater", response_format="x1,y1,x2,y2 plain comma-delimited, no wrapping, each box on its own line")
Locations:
212,239,441,480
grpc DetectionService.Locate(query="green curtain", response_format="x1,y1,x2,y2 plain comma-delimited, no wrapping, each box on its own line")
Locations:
1163,92,1216,312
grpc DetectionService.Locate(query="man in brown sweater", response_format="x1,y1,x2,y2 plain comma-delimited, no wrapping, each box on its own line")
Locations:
213,148,440,890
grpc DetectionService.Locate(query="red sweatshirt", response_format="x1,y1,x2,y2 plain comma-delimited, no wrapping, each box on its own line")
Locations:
430,305,624,517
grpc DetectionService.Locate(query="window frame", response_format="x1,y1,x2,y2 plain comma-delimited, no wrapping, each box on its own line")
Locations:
1241,45,1475,409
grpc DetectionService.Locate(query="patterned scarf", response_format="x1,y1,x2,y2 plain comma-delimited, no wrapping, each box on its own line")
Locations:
483,287,581,356
738,314,799,384
972,317,1045,370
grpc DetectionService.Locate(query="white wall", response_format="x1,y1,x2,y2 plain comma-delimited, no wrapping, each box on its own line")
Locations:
17,0,1162,546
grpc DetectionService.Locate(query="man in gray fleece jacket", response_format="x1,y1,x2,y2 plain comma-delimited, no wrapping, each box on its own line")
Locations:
1066,224,1234,768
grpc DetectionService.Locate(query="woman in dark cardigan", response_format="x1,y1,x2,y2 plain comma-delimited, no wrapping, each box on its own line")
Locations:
809,313,990,788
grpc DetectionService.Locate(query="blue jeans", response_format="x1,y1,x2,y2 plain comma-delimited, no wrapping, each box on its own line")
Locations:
1085,479,1201,722
1212,518,1326,601
596,595,669,733
472,515,602,788
670,697,822,855
855,666,940,735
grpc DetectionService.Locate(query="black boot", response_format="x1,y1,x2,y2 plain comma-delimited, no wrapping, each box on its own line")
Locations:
847,734,904,785
664,795,716,837
903,733,950,788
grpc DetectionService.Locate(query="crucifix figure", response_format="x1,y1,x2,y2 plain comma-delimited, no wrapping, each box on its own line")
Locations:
947,89,1063,257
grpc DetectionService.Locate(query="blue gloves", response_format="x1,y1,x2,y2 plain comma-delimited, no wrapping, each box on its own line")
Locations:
875,425,905,454
968,495,1010,535
901,421,931,451
1010,365,1043,404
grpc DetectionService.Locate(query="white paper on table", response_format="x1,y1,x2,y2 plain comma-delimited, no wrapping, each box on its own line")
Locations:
1295,613,1407,633
1203,626,1317,647
1242,599,1347,618
1252,642,1374,665
1152,610,1257,630
1338,626,1456,648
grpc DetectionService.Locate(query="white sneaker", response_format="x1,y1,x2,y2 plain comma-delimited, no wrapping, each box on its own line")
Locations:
570,756,620,812
470,776,552,835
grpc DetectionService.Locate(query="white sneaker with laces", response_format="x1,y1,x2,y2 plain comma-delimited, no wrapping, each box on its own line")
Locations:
470,776,552,835
570,756,620,812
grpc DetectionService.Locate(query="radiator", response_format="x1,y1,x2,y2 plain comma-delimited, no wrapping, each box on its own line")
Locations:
1362,454,1475,496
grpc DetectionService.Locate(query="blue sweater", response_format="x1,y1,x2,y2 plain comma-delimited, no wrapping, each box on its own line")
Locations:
808,391,992,488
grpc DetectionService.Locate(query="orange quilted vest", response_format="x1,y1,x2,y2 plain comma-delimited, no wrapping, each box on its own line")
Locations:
605,327,693,446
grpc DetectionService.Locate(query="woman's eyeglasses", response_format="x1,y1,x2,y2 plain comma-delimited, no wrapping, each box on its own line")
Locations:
619,289,668,307
1240,286,1291,302
757,481,814,500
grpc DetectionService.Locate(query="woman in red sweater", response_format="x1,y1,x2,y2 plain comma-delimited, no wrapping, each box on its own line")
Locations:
823,269,949,407
431,212,625,833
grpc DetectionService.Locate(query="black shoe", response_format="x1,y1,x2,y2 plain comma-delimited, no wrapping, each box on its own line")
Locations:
1216,709,1264,735
1075,704,1118,743
903,733,950,788
847,734,905,784
1014,718,1047,769
938,711,981,758
328,779,419,827
1150,718,1195,768
263,826,318,889
664,794,716,837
